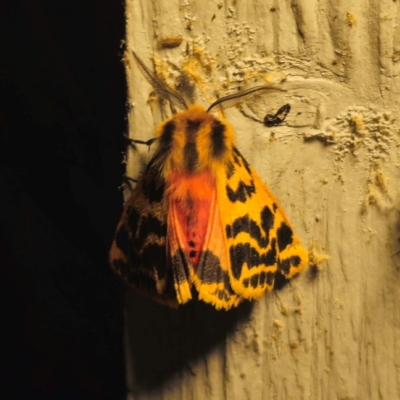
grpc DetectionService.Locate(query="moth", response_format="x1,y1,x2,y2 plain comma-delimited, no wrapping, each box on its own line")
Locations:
109,51,308,310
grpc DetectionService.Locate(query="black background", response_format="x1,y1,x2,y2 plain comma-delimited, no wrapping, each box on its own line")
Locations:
0,1,126,398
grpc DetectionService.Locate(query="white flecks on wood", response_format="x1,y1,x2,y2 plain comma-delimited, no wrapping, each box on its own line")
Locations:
122,0,400,399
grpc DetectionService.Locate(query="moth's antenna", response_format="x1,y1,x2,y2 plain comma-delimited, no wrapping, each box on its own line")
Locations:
131,50,188,110
207,85,286,113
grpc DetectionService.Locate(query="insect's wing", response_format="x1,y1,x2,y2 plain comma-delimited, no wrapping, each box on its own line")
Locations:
166,200,196,305
191,190,243,310
216,148,308,299
109,163,191,307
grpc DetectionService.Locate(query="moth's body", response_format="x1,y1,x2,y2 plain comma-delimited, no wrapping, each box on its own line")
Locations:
160,106,233,277
110,105,308,310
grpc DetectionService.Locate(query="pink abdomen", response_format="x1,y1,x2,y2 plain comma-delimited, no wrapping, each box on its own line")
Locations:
167,169,215,268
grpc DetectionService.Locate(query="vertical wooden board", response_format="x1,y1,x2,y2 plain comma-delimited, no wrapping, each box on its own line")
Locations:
121,0,400,399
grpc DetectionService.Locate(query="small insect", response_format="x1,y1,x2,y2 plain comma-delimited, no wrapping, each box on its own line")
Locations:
109,51,308,310
264,104,291,127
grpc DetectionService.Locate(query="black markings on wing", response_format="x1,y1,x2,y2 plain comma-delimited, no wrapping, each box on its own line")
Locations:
110,164,181,303
114,222,130,254
226,208,299,285
242,270,275,289
234,148,252,174
170,251,192,284
226,215,301,288
221,148,304,294
226,148,256,202
272,270,289,290
276,222,293,251
196,250,237,300
226,162,235,179
229,240,277,279
226,206,274,248
135,214,165,249
197,251,228,284
278,255,302,275
149,120,175,168
276,223,303,277
140,162,165,203
226,180,256,202
226,203,278,281
159,120,175,150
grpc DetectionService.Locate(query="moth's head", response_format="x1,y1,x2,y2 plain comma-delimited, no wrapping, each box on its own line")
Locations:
131,50,288,176
131,50,283,115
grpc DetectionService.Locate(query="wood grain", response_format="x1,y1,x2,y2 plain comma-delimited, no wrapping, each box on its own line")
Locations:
123,0,400,398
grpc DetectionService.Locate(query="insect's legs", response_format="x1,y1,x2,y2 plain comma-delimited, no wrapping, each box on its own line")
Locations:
132,138,156,146
124,134,156,151
122,175,138,190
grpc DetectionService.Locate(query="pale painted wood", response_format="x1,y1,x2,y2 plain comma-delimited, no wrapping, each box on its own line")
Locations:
123,1,400,399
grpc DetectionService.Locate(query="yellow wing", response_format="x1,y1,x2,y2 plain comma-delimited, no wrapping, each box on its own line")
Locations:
216,148,308,299
191,189,243,310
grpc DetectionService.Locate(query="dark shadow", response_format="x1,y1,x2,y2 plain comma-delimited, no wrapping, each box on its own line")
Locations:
0,169,125,399
308,264,320,280
273,270,290,290
125,290,254,391
0,0,126,397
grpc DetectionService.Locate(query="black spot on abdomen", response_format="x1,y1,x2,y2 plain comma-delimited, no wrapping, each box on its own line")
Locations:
189,250,197,258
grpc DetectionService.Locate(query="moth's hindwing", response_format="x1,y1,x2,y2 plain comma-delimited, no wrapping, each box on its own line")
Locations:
109,163,192,307
216,148,308,299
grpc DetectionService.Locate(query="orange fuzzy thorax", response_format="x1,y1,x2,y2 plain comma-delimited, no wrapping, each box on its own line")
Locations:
155,105,235,178
166,169,215,200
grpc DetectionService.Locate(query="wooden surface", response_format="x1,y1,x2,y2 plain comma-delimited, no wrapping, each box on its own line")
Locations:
123,0,400,398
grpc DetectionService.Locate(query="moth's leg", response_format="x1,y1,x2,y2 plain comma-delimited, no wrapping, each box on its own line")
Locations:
124,134,156,151
122,175,137,190
131,138,156,146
